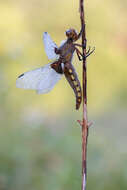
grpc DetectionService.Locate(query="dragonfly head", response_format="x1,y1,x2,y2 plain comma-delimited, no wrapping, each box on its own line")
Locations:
66,29,78,42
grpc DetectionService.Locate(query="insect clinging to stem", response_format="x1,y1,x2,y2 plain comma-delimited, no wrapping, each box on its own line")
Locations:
16,27,94,109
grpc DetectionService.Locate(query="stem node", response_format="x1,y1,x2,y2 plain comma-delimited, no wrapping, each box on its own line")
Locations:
77,120,83,127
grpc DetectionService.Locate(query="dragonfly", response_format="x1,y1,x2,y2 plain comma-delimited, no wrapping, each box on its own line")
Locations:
16,28,94,109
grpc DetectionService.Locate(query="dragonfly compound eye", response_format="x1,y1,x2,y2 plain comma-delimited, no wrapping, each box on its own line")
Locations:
66,29,78,41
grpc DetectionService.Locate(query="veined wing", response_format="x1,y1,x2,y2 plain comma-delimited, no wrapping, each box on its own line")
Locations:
59,40,66,47
43,32,59,60
16,63,62,94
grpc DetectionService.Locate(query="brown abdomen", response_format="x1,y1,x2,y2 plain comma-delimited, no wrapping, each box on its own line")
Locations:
64,62,82,110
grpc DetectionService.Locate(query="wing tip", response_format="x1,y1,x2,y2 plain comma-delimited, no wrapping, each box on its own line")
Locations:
16,73,25,88
18,73,24,78
43,32,48,38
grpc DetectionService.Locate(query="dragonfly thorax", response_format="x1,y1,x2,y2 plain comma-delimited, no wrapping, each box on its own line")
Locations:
57,41,75,63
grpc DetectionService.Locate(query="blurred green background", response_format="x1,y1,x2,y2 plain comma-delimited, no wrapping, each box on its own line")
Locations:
0,0,127,189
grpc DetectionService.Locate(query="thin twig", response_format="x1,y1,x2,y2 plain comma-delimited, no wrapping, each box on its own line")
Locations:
78,0,89,190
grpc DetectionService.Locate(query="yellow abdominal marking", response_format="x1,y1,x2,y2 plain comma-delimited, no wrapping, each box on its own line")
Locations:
77,92,81,97
74,81,78,86
71,75,75,80
78,97,81,102
76,86,80,91
69,69,73,73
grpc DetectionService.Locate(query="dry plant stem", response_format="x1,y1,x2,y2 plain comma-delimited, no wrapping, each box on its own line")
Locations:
79,0,89,190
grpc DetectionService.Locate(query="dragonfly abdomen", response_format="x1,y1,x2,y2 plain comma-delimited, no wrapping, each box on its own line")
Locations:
64,63,82,110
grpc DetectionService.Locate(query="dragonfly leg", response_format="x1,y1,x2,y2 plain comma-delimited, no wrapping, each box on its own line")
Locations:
75,47,88,61
75,47,83,61
74,43,83,48
75,46,95,61
86,46,91,54
86,46,95,58
76,24,85,40
74,43,86,49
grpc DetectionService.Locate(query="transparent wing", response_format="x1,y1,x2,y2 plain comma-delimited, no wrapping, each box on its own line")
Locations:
43,32,59,60
16,63,62,94
60,40,66,46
